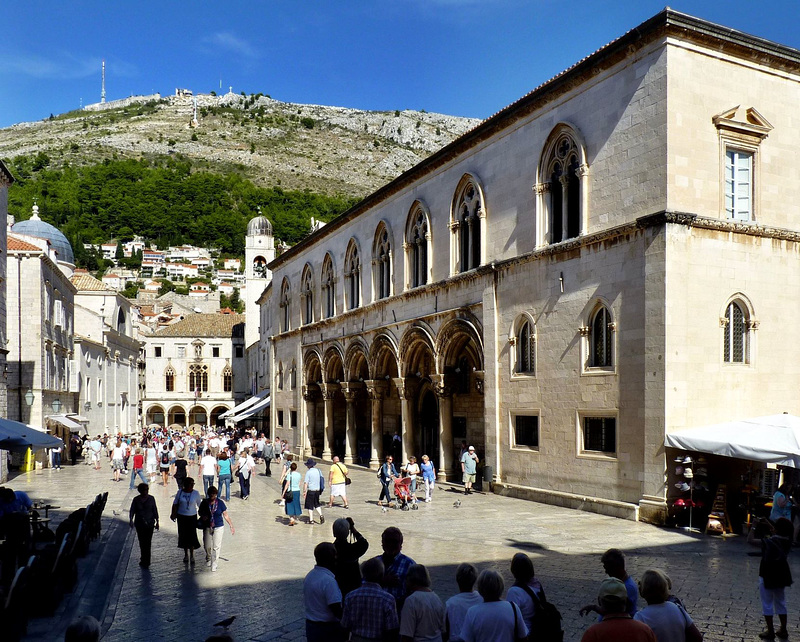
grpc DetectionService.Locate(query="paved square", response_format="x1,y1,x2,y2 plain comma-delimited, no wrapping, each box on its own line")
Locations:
11,460,799,641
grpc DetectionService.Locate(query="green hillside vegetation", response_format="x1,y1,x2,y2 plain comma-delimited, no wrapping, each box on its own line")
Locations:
6,155,360,267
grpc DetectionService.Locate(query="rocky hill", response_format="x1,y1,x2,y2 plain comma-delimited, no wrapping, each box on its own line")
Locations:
0,91,481,198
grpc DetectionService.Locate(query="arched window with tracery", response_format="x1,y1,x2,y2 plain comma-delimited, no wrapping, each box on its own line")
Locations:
188,364,209,392
222,365,233,392
321,254,335,319
723,300,752,363
279,278,291,332
165,366,175,392
539,127,586,244
345,240,361,310
406,205,429,289
452,177,484,274
589,305,613,368
301,266,314,325
116,308,126,334
277,362,284,390
516,320,535,374
373,224,392,300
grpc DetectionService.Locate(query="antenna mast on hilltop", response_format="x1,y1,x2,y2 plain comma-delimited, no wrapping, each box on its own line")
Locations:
101,59,106,103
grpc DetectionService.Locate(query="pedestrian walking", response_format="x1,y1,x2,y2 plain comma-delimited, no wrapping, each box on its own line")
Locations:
145,441,158,482
748,517,793,640
420,454,436,502
303,458,325,524
328,456,349,509
279,453,294,506
217,451,233,501
332,517,369,597
200,449,217,496
170,477,202,564
173,450,189,490
198,485,235,572
89,435,102,470
284,461,303,526
129,483,159,568
460,446,478,495
303,542,346,642
378,455,399,508
235,447,255,500
159,444,171,485
129,447,149,489
69,434,80,466
110,439,125,482
403,456,421,504
263,437,274,476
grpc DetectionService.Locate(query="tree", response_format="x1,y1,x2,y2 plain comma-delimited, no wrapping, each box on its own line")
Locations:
158,279,176,296
115,242,124,261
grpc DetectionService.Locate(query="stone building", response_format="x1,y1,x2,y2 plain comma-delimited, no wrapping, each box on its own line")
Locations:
264,10,800,522
71,270,142,435
244,214,275,400
142,313,246,429
7,205,76,439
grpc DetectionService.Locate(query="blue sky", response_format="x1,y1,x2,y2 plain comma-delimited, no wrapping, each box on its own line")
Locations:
2,1,799,129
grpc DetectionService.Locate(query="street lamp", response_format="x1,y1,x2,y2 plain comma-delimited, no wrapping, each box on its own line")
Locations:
52,399,62,413
24,390,34,406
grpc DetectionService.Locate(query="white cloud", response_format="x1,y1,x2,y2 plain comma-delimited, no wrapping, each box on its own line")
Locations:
1,53,137,80
201,32,260,60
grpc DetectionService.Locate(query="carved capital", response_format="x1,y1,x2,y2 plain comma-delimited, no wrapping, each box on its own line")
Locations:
533,182,550,195
394,377,417,401
302,384,320,402
719,317,729,328
508,336,517,346
748,319,759,331
364,379,388,400
607,322,617,333
320,382,340,400
576,163,590,178
579,325,590,337
448,220,460,231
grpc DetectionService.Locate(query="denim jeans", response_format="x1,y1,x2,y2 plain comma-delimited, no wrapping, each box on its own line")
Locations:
203,475,215,496
218,474,231,501
239,473,251,498
129,468,149,489
52,451,61,468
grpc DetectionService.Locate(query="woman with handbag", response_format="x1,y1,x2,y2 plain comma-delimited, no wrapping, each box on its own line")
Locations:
170,477,202,564
284,461,303,526
198,485,234,572
378,455,399,508
420,454,436,503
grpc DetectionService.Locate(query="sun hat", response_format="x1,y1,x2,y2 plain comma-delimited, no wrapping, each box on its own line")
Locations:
598,577,628,602
305,458,316,467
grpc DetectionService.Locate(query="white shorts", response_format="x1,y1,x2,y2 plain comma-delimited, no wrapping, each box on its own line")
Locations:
330,483,347,497
91,451,100,462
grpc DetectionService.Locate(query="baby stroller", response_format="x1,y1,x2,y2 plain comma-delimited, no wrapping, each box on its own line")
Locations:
393,477,418,511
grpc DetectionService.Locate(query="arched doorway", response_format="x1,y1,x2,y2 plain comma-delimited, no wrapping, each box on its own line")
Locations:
303,351,324,457
324,347,346,460
188,405,207,427
210,406,228,427
167,405,186,427
417,384,439,466
146,405,165,426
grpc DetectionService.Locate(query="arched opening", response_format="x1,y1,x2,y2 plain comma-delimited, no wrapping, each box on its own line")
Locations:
417,384,440,467
210,405,229,428
188,405,207,427
324,349,346,459
167,405,186,427
345,344,371,464
304,352,324,457
146,405,165,426
253,255,267,278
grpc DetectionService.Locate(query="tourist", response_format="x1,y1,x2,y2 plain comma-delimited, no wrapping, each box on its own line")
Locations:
371,526,415,609
129,447,149,489
198,485,235,572
506,552,543,633
235,447,256,500
634,568,703,642
303,458,325,524
770,484,793,523
580,578,656,642
332,517,369,596
445,563,483,642
399,563,446,642
170,477,202,564
460,446,478,495
263,435,274,476
129,483,159,568
51,439,63,470
89,436,103,470
200,449,217,496
580,548,638,617
279,453,294,506
342,557,400,641
69,433,81,466
159,444,171,485
145,440,158,483
378,455,399,508
748,517,793,640
173,449,189,490
328,456,349,509
403,456,421,504
284,461,303,526
303,541,345,641
217,451,233,501
420,454,436,503
459,569,528,642
110,439,125,482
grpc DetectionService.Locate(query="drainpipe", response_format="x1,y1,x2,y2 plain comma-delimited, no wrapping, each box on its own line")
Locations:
491,262,501,483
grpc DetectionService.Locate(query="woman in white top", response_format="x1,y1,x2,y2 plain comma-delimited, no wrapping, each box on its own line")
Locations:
110,440,125,482
145,442,158,482
404,456,421,504
170,477,203,564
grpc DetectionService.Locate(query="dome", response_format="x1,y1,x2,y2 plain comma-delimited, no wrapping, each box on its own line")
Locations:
12,204,74,264
247,215,273,237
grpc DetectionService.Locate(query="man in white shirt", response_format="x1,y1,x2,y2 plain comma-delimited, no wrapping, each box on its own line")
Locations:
90,436,102,470
200,449,218,496
303,542,344,642
446,563,483,642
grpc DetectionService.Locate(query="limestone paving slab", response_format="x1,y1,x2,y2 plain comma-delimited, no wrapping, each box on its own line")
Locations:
11,459,800,641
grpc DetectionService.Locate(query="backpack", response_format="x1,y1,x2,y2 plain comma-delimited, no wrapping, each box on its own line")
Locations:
515,583,564,642
160,451,170,465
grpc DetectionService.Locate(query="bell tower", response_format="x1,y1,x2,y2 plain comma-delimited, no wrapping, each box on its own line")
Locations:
244,210,275,349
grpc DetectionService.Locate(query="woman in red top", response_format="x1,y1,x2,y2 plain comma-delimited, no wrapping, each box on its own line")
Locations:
129,447,149,489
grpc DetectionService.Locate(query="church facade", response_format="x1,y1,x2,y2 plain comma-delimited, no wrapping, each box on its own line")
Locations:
264,10,800,522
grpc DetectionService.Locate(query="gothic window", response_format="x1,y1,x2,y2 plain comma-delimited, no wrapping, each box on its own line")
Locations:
589,305,613,368
723,300,751,363
453,178,483,273
116,308,126,334
279,279,291,332
165,366,175,392
277,362,284,391
406,206,429,289
322,254,335,319
301,266,314,325
546,133,581,242
222,365,233,392
516,320,535,374
345,240,361,310
188,364,209,392
373,224,392,300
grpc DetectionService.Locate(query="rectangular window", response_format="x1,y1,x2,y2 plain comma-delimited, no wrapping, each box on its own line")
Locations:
85,376,91,403
513,415,539,449
725,149,753,221
177,346,186,358
291,410,297,428
277,410,284,427
583,416,616,455
212,347,220,358
154,346,162,358
97,379,103,405
235,345,244,358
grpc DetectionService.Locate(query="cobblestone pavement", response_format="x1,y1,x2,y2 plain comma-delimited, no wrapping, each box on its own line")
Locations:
10,459,800,641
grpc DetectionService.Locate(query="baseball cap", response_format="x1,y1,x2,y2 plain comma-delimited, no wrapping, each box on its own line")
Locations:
468,445,475,451
598,577,628,602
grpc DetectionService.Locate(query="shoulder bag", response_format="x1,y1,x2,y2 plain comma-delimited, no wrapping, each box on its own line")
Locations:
336,463,352,485
284,475,294,502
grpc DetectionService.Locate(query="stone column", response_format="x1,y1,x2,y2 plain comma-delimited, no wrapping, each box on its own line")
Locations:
320,383,339,461
559,174,570,242
432,374,453,482
365,380,387,469
394,378,417,464
302,384,319,458
340,382,363,465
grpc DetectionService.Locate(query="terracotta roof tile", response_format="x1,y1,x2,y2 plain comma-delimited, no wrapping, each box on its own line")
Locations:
70,272,112,292
8,236,42,252
154,313,244,338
